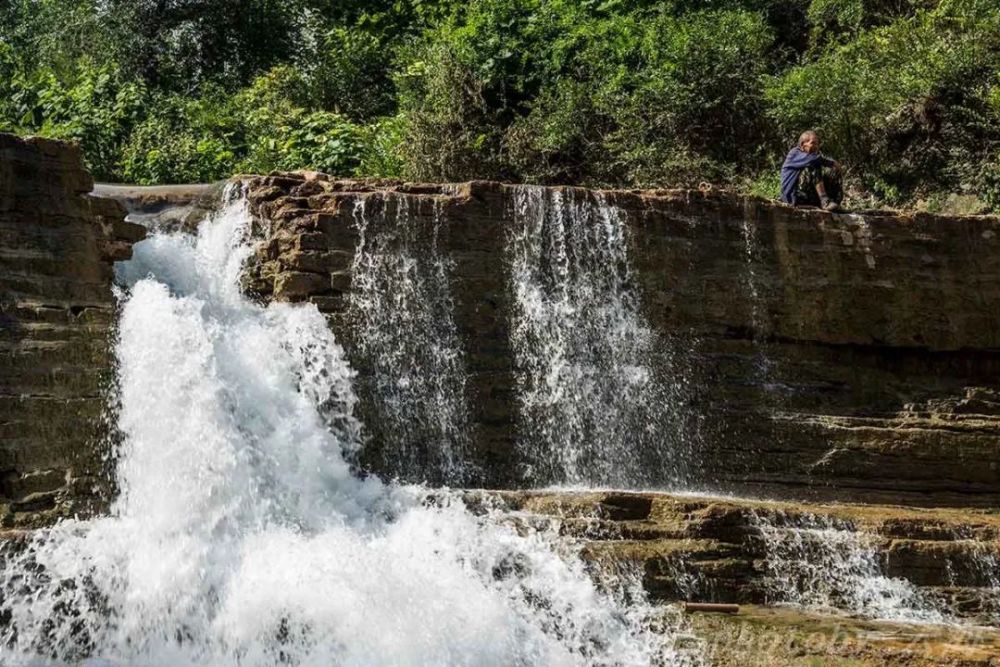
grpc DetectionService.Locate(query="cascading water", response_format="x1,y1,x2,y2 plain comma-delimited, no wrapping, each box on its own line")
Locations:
945,539,1000,625
346,194,472,485
508,186,685,488
738,213,774,381
750,511,946,623
0,185,702,666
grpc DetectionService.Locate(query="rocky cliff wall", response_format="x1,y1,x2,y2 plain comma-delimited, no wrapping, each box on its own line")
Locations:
0,134,145,526
243,174,1000,508
616,189,1000,507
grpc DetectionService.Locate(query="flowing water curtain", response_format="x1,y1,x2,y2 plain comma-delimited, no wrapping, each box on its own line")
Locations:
750,510,947,623
507,186,684,488
946,538,1000,625
738,202,775,381
0,186,702,665
345,193,474,486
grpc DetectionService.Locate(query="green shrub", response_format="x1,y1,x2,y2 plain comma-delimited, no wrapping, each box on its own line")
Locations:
747,169,783,200
118,68,365,182
804,0,929,43
235,66,364,176
3,62,146,180
595,9,775,185
358,115,408,178
396,41,510,181
807,0,866,35
303,28,396,121
119,104,236,184
240,109,363,176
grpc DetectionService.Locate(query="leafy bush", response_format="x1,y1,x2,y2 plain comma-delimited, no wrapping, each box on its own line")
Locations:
235,66,364,176
3,62,146,180
241,110,363,176
302,28,397,121
119,97,236,184
747,169,783,200
358,115,408,178
118,68,364,182
396,41,511,181
594,9,775,185
0,0,997,209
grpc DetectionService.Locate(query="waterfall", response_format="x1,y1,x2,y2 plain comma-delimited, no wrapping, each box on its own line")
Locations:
346,194,472,485
0,186,702,666
751,511,947,623
507,186,684,488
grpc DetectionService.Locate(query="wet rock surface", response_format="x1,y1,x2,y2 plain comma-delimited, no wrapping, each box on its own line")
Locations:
473,490,1000,625
243,172,1000,506
0,134,145,526
93,182,223,232
244,175,517,484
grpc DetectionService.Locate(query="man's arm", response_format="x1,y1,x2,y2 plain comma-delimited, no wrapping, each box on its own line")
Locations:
818,155,841,171
784,148,834,170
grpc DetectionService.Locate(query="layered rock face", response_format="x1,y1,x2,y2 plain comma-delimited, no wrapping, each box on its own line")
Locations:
478,490,1000,623
0,134,145,526
623,190,1000,508
478,489,1000,664
243,174,1000,507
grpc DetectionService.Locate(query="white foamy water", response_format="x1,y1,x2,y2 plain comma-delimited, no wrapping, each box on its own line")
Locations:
508,186,684,488
751,511,947,623
0,186,700,666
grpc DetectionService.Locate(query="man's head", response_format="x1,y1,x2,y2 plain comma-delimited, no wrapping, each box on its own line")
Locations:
799,130,820,153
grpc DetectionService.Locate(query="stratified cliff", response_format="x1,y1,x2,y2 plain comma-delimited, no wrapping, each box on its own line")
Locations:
243,174,1000,507
617,188,1000,507
0,134,145,526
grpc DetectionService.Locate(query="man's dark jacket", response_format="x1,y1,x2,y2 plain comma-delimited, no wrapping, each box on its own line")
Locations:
780,147,835,204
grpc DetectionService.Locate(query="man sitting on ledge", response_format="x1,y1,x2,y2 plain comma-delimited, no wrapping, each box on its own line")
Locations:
780,130,844,212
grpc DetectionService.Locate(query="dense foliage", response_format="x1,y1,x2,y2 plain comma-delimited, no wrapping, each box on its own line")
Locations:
2,0,998,210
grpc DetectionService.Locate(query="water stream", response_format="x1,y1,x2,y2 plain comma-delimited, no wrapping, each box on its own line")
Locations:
507,186,685,488
750,511,947,623
0,187,700,666
346,194,473,485
738,213,774,381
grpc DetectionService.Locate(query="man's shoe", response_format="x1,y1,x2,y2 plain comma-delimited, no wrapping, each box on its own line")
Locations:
821,197,841,212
